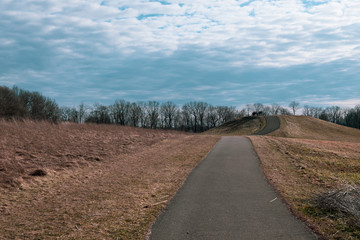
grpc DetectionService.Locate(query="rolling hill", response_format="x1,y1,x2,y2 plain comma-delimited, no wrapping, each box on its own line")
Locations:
269,115,360,142
248,116,360,239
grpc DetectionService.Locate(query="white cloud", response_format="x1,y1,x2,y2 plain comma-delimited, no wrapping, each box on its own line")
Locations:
1,0,360,106
320,99,360,108
2,0,360,67
300,95,360,108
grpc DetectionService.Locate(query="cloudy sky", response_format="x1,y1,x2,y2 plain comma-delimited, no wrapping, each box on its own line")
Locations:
1,0,360,107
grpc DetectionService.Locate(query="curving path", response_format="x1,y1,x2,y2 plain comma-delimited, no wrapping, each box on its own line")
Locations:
254,116,281,135
149,135,317,239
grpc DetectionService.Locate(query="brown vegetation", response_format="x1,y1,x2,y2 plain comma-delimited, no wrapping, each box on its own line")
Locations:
269,115,360,142
0,120,219,239
249,116,360,239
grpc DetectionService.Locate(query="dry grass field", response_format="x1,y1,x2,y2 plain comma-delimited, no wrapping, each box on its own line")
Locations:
269,115,360,142
250,116,360,239
0,120,220,239
204,116,265,136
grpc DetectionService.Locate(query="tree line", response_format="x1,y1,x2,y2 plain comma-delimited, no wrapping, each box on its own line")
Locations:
0,86,60,122
302,104,360,129
1,85,360,132
61,100,240,132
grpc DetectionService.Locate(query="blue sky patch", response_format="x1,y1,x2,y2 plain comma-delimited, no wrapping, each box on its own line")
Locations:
301,0,329,8
249,9,255,17
149,0,171,5
137,14,165,20
240,0,257,7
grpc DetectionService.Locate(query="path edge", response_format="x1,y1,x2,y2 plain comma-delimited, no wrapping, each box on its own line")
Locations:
145,137,223,240
247,136,323,240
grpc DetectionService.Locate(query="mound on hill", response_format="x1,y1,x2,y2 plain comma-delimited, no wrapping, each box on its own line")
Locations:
269,115,360,142
204,117,265,136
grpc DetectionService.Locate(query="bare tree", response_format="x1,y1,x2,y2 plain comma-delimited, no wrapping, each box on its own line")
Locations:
326,106,342,124
0,86,25,119
185,102,198,132
271,103,281,115
289,101,300,115
110,99,130,125
182,103,193,132
78,102,87,123
237,108,246,117
195,102,208,132
129,102,142,127
161,101,177,129
279,107,291,115
173,109,182,130
137,101,148,128
303,105,311,116
253,103,264,113
29,92,46,120
309,106,323,118
345,105,360,129
206,105,219,128
217,106,233,124
245,104,253,116
44,98,61,122
262,106,271,116
86,104,111,124
146,101,160,129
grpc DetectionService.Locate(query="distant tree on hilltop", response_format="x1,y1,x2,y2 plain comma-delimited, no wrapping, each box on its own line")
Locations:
289,101,300,115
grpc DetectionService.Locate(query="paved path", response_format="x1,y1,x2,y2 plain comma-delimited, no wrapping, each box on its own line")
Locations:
150,137,317,240
254,116,281,135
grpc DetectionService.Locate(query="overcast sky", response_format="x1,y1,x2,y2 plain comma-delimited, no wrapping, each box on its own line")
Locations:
1,0,360,108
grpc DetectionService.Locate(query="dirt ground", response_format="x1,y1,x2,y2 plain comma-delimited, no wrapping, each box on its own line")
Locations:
0,120,220,239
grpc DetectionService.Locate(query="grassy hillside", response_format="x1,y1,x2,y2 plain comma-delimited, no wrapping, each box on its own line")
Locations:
204,116,265,136
0,120,220,239
250,116,360,239
269,115,360,142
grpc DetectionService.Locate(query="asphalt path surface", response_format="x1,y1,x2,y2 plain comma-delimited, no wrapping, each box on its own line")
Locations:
254,116,281,135
150,136,317,240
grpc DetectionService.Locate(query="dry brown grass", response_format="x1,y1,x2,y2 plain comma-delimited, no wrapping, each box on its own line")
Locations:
0,120,220,239
249,135,360,240
270,115,360,142
204,116,265,136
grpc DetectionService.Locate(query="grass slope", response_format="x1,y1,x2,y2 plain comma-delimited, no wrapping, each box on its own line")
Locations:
249,116,360,239
204,116,265,136
0,120,220,239
269,115,360,142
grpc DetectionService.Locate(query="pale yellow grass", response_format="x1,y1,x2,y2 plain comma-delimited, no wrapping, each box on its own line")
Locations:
270,115,360,142
0,120,220,239
250,135,360,240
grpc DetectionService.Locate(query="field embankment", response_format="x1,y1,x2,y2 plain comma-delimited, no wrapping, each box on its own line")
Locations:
249,116,360,239
0,120,220,239
204,116,265,136
269,115,360,142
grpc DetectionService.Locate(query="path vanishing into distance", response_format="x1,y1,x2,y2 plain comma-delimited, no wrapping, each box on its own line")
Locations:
254,115,281,135
149,116,317,240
